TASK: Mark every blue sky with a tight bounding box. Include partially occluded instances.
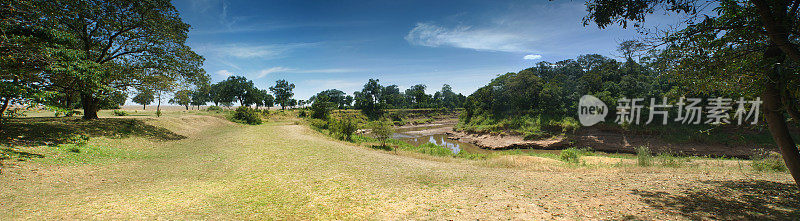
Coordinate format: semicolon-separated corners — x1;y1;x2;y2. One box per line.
171;0;678;100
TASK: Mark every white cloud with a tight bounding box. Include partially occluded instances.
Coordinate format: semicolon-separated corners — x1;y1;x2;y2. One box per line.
405;22;532;53
256;67;294;79
523;54;542;60
216;69;234;77
199;42;318;59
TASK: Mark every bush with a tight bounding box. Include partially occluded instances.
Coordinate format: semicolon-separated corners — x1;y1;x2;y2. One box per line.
559;148;581;163
308;118;329;130
207;106;223;111
369;119;394;148
311;101;334;120
751;150;787;172
298;109;308;118
330;116;358;141
113;110;128;116
410;143;452;156
156;109;162;117
636;146;653;166
232;106;262;125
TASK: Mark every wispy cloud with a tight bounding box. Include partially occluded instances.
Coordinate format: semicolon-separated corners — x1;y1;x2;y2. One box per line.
254;67;364;79
216;69;234;77
523;54;542;60
198;42;318;59
256;67;294;79
405;22;533;53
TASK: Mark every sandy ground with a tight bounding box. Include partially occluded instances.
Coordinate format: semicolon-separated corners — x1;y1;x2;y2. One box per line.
0;114;797;220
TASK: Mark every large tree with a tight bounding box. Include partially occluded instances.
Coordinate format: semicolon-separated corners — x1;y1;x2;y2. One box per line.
354;79;385;119
6;0;207;120
584;0;800;186
270;79;295;110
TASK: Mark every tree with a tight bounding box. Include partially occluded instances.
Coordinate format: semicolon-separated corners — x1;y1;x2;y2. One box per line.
246;89;268;109
133;89;155;110
354;79;385;119
190;85;211;110
15;0;208;120
310;89;348;109
263;94;275;109
169;90;192;110
584;0;800;186
405;84;429;108
269;79;295;110
370;118;394;150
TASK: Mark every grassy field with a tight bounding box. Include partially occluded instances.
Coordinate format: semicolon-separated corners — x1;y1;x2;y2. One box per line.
0;110;798;220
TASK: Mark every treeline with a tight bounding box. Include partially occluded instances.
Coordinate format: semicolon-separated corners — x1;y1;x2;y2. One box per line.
310;79;466;119
462;54;671;123
132;76;298;111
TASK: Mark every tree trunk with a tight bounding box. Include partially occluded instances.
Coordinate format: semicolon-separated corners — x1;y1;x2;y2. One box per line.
0;97;10;124
763;85;800;187
81;93;99;120
143;104;146;110
185;105;188;110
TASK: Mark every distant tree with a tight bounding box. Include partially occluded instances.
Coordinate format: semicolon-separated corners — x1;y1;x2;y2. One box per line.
133;89;155;110
169;90;192;110
288;99;297;109
381;85;404;108
354;79;385;119
246;89;268;109
190;85;211;110
219;76;254;106
263;94;275;109
270;79;295;110
405;84;430;108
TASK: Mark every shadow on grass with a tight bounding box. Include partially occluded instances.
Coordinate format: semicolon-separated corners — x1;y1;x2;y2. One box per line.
632;180;800;220
0;117;186;147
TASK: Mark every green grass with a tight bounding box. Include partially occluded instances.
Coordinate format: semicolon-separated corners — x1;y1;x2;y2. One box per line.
457;114;578;139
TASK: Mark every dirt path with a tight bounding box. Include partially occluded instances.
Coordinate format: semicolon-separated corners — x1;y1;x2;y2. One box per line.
0;114;797;220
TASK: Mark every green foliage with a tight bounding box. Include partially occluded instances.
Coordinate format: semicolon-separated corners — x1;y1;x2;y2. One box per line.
206;106;223;112
155;109;162;117
559;148;581;163
369;119;394;148
4;0;208;119
310;101;334;120
407;143;453;156
329;116;359;141
113;110;128;116
232;106;262;125
307;118;329;130
751;150;787;172
636;146;653;167
132;89;155;110
270;80;295;110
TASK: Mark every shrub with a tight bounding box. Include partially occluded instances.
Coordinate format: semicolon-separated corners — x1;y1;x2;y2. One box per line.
156;109;162;117
298;109;308;118
311;101;334;120
636;146;653;166
411;143;453;156
232;106;262;125
308;118;329;130
369;119;394;148
751;150;787;172
559;148;581;163
207;106;223;111
113;110;128;116
330;116;358;141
